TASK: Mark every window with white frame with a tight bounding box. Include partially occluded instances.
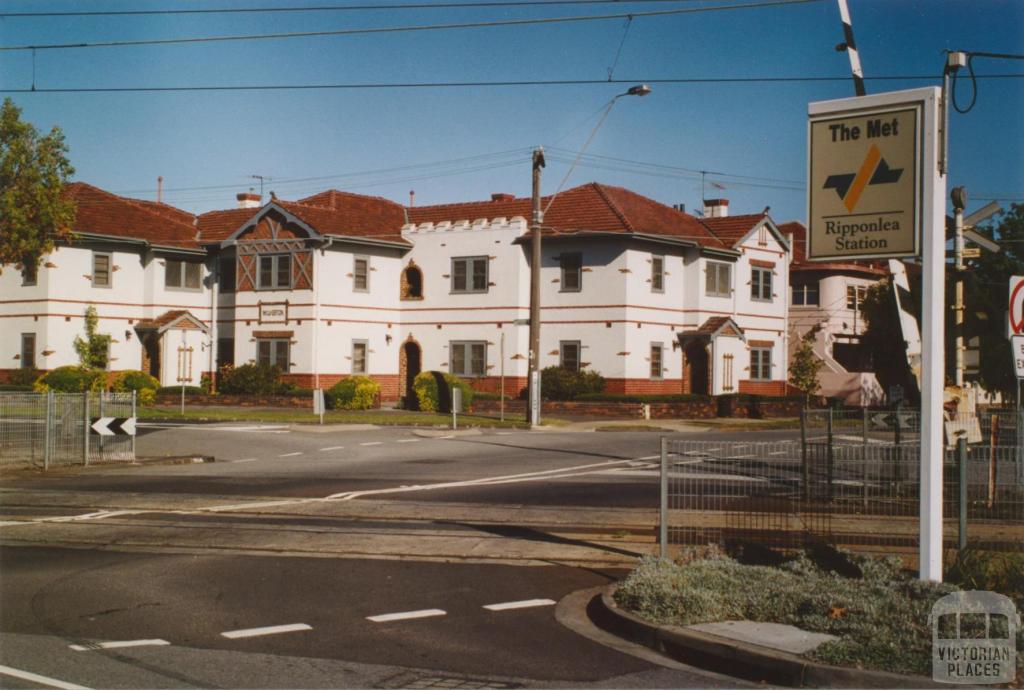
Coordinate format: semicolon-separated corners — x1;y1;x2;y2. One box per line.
258;254;291;290
705;261;731;297
846;284;868;310
352;340;368;374
651;255;665;292
560;253;582;292
92;252;112;288
650;343;664;379
257;338;290;372
20;333;36;369
560;341;581;372
451;256;488;293
750;346;772;380
353;256;369;292
450;341;486;377
165;259;202;290
751;266;773;301
791;280;820;306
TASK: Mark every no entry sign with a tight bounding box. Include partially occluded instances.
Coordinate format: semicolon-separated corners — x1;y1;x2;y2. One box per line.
1009;275;1024;337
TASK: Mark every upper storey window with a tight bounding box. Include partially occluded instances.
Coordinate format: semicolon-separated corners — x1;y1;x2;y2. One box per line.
92;252;112;288
751;266;772;302
451;256;488;294
705;261;731;298
560;253;582;292
258;254;291;290
166;259;202;290
354;256;369;292
651;255;665;293
792;280;819;306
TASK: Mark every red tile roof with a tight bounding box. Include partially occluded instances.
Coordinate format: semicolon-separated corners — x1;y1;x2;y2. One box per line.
196;192;408;245
65;182;199;248
409;183;727;249
699;213;767;247
781;221;886;276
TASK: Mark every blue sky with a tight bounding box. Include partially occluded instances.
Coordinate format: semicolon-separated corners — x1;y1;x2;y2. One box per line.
1;0;1021;223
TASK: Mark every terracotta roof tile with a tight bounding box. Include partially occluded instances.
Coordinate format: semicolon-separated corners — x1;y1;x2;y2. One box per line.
699;213;766;247
65;182;199;248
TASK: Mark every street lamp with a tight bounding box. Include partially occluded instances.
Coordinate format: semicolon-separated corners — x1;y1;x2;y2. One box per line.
526;85;652;427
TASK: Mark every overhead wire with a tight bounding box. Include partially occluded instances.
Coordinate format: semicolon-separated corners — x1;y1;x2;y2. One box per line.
0;0;823;52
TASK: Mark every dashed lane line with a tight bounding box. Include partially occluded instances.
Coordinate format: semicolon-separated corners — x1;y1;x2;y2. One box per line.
367;609;446;623
360;442;383;446
482;599;556;611
278;452;303;457
221;623;312;639
396;439;419;443
233;458;257;463
319;446;345;451
69;639;170;652
0;664;91;690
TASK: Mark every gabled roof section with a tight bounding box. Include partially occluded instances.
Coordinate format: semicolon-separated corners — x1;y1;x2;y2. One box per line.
781;221;887;277
700;213;790;251
409;183;727;249
64;182;199;249
196;193;409;245
134;310;209;334
677;316;746;344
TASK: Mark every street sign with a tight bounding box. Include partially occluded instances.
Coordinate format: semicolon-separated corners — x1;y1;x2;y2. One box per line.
1012;335;1024;378
960;247;981;259
869;412;914;430
91;417;137;436
807;100;922;260
1009;276;1024;337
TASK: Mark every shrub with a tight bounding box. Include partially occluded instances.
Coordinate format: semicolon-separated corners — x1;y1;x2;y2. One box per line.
7;367;40;387
413;371;474;413
217;363;287;395
112;370;159;393
539;366;605;401
326;376;381;410
34;366;107;392
947;549;1024;606
156;385;205;396
0;384;32;391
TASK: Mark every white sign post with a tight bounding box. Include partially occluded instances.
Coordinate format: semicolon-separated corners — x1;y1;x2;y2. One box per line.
809;87;944;581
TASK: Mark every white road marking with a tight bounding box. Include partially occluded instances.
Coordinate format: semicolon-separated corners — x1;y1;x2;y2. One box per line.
360;442;383;446
221;623;312;639
0;664;92;690
438;435;455;440
69;639;170;652
139;423;289;433
278;452;303;457
233;458;257;463
483;599;556;611
367;609;446;623
395;439;419;443
319;446;345;451
635;454;661;460
495;432;514;436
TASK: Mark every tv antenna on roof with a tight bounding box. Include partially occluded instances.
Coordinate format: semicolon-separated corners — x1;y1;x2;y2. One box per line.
250;174;272;197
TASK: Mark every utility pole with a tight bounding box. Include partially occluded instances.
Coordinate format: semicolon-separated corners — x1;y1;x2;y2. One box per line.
527;147;545;427
952;186;967;387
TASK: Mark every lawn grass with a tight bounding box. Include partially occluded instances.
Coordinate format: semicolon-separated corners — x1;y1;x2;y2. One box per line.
138;405;530;428
614;551;1023;677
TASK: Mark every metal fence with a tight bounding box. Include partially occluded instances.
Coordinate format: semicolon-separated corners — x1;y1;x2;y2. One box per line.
659;436;1024;559
0;392;135;468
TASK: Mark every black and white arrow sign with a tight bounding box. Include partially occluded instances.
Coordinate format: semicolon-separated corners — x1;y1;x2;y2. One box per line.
91;417;137;436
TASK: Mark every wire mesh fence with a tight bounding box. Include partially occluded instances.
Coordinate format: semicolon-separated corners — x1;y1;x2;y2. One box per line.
0;392;135;468
659;435;1024;559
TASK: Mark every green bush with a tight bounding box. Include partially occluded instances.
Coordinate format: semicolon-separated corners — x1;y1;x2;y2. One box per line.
539;366;605;401
413;371;474;413
156;385;205;396
326;376;381;410
217;363;288;395
947;549;1024;606
112;370;159;392
7;368;40;387
34;366;107;392
0;384;32;391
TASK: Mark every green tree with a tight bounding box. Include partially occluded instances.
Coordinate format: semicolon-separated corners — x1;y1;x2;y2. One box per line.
788;328;823;404
73;306;111;369
859;277;919;404
0;97;76;273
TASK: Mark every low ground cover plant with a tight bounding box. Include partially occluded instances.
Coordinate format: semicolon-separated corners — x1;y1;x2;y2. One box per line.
614;549;1023;677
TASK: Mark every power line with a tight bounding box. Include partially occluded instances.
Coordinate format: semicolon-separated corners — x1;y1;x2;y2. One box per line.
0;0;742;18
3;74;1021;94
0;0;821;51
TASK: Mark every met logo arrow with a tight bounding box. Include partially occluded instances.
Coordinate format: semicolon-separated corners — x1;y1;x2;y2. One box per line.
91;417;137;436
823;143;904;212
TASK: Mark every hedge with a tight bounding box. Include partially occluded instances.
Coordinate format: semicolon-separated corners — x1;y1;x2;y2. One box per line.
217;364;291;395
157;385;205;396
34;366;107;392
325;376;380;410
539;366;605;401
0;384;32;391
575;393;713;404
413;371;474;413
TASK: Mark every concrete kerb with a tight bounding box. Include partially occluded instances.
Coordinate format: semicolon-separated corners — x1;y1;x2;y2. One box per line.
592;586;948;688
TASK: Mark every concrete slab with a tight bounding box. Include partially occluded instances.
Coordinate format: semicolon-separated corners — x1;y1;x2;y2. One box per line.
686;620;838;655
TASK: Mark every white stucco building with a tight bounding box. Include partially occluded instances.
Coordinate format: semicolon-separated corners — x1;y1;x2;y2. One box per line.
2;182;793;402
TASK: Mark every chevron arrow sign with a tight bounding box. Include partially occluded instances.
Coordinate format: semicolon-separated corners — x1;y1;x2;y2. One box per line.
90;417;137;436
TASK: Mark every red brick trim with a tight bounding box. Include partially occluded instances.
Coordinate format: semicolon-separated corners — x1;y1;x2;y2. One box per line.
254;330;294;338
750;259;776;268
748;339;774;347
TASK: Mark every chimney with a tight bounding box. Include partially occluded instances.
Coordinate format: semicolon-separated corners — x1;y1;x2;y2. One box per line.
672;203;686;213
157;176;163;203
409;189;415;207
236;190;262;209
702;198;729;218
491;193;515;202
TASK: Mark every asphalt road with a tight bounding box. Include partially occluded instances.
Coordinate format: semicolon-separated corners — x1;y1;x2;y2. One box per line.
0;423;775;689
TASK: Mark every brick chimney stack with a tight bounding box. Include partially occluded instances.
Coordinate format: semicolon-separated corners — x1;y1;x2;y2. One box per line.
702;198;729;218
236;191;262;209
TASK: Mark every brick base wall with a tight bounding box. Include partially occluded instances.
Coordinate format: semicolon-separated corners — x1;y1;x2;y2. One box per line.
278;374;402;401
738;380;791;396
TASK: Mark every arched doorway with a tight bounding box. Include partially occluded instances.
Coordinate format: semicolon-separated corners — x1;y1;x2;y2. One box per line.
399;338;422;409
684;341;709;395
401;263;423;300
